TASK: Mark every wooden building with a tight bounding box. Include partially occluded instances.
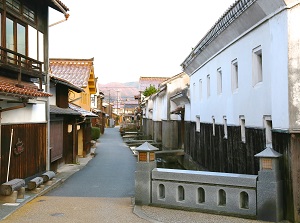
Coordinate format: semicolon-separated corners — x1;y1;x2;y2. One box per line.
91;92;106;135
49;76;83;170
49;58;98;158
0;0;68;183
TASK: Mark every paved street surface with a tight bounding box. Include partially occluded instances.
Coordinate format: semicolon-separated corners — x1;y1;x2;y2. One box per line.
1;127;270;223
47;127;137;198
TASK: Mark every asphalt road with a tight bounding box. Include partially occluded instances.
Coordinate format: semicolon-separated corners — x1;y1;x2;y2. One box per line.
47;127;137;198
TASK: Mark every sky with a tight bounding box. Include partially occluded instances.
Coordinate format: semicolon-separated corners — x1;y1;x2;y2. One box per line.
49;0;236;84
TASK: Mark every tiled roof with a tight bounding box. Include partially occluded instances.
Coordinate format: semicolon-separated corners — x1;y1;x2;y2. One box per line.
0;76;52;98
50;75;84;93
50;105;81;116
69;103;98;117
47;0;69;12
139;77;169;82
181;0;256;68
159;72;187;86
49;58;94;88
139;76;169;91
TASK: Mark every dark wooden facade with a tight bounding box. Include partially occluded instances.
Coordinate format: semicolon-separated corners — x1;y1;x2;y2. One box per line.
50;116;79;170
184;122;262;174
82;120;92;157
1;123;46;183
184;121;297;221
50;119;64;162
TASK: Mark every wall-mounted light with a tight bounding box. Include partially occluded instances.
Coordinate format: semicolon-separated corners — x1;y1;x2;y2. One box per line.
68;124;72;133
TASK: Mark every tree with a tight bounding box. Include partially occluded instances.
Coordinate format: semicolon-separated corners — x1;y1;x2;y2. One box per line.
143;85;158;97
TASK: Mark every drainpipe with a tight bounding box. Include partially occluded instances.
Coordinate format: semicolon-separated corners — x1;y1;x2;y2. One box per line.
49;0;70;27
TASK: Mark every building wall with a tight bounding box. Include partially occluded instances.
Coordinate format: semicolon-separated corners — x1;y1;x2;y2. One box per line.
162;120;179;150
1;123;47;183
143;118;153;139
70;87;91;111
153;121;162;142
189;12;289;130
288;4;300;131
184;4;300;221
0;101;47;124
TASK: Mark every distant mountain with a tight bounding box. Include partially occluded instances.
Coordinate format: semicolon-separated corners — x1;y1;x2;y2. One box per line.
98;82;139;103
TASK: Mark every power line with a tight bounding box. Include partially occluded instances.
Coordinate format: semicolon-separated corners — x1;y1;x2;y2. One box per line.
99;86;138;89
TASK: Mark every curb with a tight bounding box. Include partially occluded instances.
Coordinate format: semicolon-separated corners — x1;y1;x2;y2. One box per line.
1;178;63;220
133;205;162;223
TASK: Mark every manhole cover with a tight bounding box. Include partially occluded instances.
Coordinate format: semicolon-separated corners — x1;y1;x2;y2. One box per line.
51;213;64;217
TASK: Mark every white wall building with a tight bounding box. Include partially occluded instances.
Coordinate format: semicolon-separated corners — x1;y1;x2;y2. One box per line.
181;0;300;221
143;72;189;149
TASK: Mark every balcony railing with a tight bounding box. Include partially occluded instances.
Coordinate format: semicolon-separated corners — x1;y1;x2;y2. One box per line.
0;46;44;90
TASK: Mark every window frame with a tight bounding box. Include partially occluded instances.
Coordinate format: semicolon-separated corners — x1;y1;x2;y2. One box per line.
217;68;222;95
231;59;238;92
252;46;263;86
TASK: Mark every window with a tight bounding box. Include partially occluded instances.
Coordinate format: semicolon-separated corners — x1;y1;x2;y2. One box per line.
196;115;200;132
6;17;27;63
240;116;246;143
207;75;210;97
6;18;14;51
199;79;203;101
6;17;14;62
38;31;44;62
6;0;35;23
6;0;20;12
17;23;25;55
252;46;263;86
231;59;238;91
217;68;222;95
264;116;272;146
23;5;35;22
223;116;227;139
193;82;196;99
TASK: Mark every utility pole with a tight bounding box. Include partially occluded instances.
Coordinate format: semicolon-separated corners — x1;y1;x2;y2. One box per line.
116;90;120;115
108;90;111;117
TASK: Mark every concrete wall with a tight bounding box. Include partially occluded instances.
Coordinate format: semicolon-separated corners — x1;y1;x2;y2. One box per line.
151;168;257;217
153;121;162;142
162;120;178;150
143;118;153;139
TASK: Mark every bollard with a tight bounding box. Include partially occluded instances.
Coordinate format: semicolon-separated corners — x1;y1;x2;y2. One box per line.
135;142;159;205
255;146;283;222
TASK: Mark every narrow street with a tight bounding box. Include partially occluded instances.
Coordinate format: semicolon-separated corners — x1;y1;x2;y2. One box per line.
2;127;149;223
47;127;137;198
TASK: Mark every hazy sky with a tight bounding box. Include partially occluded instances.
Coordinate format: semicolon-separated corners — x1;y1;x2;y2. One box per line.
49;0;236;84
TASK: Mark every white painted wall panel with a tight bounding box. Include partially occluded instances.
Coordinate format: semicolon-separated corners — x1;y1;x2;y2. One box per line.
1;102;47;124
190;12;289;129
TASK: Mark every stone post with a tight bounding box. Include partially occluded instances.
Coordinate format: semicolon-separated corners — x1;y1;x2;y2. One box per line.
135;142;159;205
255;146;283;222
